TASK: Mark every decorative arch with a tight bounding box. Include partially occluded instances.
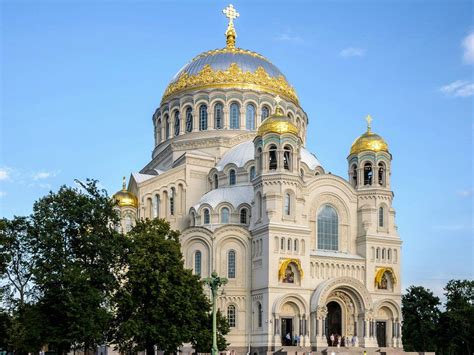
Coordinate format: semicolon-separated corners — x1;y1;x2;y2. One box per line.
375;267;397;288
273;293;309;316
278;258;304;280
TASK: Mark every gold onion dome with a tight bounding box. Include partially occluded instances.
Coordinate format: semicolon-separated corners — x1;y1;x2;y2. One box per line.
257;100;299;136
350;115;389;155
162;5;298;104
113;177;138;208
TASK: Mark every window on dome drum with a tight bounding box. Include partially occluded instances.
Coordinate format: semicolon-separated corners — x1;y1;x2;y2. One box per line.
240;208;248;224
170;188;175;216
195;251;202;277
157;119;162;142
284;193;291;215
214;174;219;189
283;145;292;170
317;205;338;251
199;104;208;131
250;166;256;180
165;115;170;139
227;305;236;327
378;162;385;186
214;103;223;129
379;207;384;227
221;207;230;223
258;302;263;327
261;106;270;120
203;208;210;224
230;103;240;129
174;111;180;136
186;107;193;132
269;145;278;170
351;164;358;187
364;163;373;186
229;169;236;185
246;104;255;130
228;250;236;278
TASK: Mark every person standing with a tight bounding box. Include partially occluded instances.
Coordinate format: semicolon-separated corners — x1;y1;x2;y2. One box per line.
330;333;335;346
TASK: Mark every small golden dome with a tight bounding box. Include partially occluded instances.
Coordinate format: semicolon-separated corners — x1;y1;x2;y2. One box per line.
113;177;138;208
257;106;299;136
350;115;389;155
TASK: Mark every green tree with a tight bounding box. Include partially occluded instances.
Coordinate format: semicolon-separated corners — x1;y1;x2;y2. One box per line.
402;285;440;352
30;179;125;354
191;310;229;353
113;218;213;355
437;280;474;355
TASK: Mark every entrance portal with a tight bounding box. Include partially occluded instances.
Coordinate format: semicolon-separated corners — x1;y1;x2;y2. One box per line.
281;318;293;345
376;321;386;347
326;301;342;346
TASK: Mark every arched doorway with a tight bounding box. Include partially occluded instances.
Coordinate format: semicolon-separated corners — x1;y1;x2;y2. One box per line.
326;301;342;345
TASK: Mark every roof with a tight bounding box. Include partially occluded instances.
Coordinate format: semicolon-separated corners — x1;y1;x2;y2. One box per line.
193;185;254;210
300;147;321;169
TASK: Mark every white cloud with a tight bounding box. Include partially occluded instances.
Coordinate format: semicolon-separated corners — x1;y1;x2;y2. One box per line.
462;32;474;64
0;168;11;181
457;188;473;198
274;30;304;44
32;170;59;180
340;47;365;58
440;80;474;97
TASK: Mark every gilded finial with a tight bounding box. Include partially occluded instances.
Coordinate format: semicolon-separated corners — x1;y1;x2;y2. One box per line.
274;95;284;115
223;4;239;49
122;176;126;190
365;115;373;132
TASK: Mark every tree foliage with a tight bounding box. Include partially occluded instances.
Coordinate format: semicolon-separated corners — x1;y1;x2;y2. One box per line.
191;309;229;352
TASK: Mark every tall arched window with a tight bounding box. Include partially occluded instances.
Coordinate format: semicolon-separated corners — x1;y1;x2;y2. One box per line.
214;174;219;189
195;251;202;277
283;145;292;170
317;205;338;251
190;212;196;226
257;302;263;327
287;238;292;251
170;188;175;216
186;107;193;132
379;206;384;227
221;207;230;223
227;305;236;327
249;166;256;180
240;208;248;224
203;208;210;224
153;195;160;218
174;111;180;136
294;239;298;252
261;106;270;120
229;169;236;185
280;238;285;250
378;162;385;186
230;103;240;129
351;164;358;187
246;104;255;130
364;163;373;186
269;145;278;170
214;103;223;129
165;114;170;139
199;104;208;131
228;250;236;278
284;193;291;215
157;119;162;143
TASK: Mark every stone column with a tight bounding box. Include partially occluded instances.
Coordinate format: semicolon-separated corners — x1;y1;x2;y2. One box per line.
192;108;199;132
223;108;229;129
315;306;328;348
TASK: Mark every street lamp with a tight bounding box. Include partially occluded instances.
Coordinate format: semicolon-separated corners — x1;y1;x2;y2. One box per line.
204;271;228;355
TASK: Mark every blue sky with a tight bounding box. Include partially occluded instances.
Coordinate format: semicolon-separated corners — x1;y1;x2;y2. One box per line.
1;0;472;298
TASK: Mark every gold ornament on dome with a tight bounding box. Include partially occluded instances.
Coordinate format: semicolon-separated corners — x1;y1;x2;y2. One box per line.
113;176;138;208
162;63;299;104
256;95;299;136
222;4;240;49
349;114;389;155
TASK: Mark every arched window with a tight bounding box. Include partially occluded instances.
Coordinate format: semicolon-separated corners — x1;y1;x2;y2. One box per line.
214;103;223;129
294;239;298;252
157;119;162;143
388;249;392;261
229;169;236;185
227;305;236;327
378;162;385;186
190;212;196;226
195;251;202;277
249;166;256;180
221;207;230;223
269;145;278;170
174;111;180;136
230;103;240;129
382;248;386;260
283;145;292;170
203;208;210;224
228;250;236;278
376;247;380;259
240;208;248;224
352;164;358;187
281;238;285;250
364;163;373;185
153;195;160;218
199;104;208;131
287;238;292;251
257;302;263;327
169;188;175;216
213;174;219;189
284;193;291;215
246;104;255;130
165;114;170;139
317;205;338;251
379;206;384;227
185;107;193;132
261;106;270;120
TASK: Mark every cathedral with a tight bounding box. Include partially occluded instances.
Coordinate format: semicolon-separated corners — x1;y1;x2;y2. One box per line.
113;5;403;353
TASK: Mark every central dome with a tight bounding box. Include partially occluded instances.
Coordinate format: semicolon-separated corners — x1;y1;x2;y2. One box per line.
162;47;299;104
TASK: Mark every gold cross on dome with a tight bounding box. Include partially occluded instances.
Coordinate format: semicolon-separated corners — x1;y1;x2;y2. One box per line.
223;4;239;25
365;114;373;131
274;95;282;107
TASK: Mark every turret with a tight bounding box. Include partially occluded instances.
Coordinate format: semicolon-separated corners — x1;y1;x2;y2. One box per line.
113;177;138;233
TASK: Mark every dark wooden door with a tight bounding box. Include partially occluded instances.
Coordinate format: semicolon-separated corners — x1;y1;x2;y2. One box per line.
281;318;293;345
376;321;386;347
